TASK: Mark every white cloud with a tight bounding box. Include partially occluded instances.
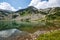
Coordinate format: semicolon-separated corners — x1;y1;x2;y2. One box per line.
0;2;16;11
29;0;41;6
18;7;22;9
29;0;60;9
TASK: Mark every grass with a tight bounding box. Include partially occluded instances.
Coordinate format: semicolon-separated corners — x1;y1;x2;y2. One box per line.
36;30;60;40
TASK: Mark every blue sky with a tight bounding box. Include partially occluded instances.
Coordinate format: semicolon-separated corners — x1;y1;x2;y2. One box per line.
0;0;60;11
0;0;31;9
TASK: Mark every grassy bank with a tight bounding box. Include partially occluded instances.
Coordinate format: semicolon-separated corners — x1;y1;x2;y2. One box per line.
36;30;60;40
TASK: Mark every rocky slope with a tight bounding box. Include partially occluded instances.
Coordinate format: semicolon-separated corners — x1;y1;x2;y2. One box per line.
0;6;60;21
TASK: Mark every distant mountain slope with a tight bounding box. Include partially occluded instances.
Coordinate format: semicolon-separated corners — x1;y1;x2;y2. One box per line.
15;6;39;16
0;6;60;22
46;7;60;20
0;9;15;20
14;6;46;21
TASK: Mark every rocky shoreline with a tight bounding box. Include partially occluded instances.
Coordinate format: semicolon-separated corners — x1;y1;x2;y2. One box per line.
0;29;60;40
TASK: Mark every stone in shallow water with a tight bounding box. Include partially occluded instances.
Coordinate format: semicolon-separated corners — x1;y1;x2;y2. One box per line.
0;29;32;40
0;29;22;37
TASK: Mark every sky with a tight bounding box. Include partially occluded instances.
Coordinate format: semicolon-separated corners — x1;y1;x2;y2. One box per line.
0;0;31;11
0;0;60;11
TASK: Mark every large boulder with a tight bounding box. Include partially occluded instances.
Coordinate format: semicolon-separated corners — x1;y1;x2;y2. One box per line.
0;29;32;40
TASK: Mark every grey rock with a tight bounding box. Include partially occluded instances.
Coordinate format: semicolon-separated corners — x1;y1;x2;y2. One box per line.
0;29;32;40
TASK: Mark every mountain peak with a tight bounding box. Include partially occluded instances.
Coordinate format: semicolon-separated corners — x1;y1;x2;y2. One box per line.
16;6;38;13
28;6;37;10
